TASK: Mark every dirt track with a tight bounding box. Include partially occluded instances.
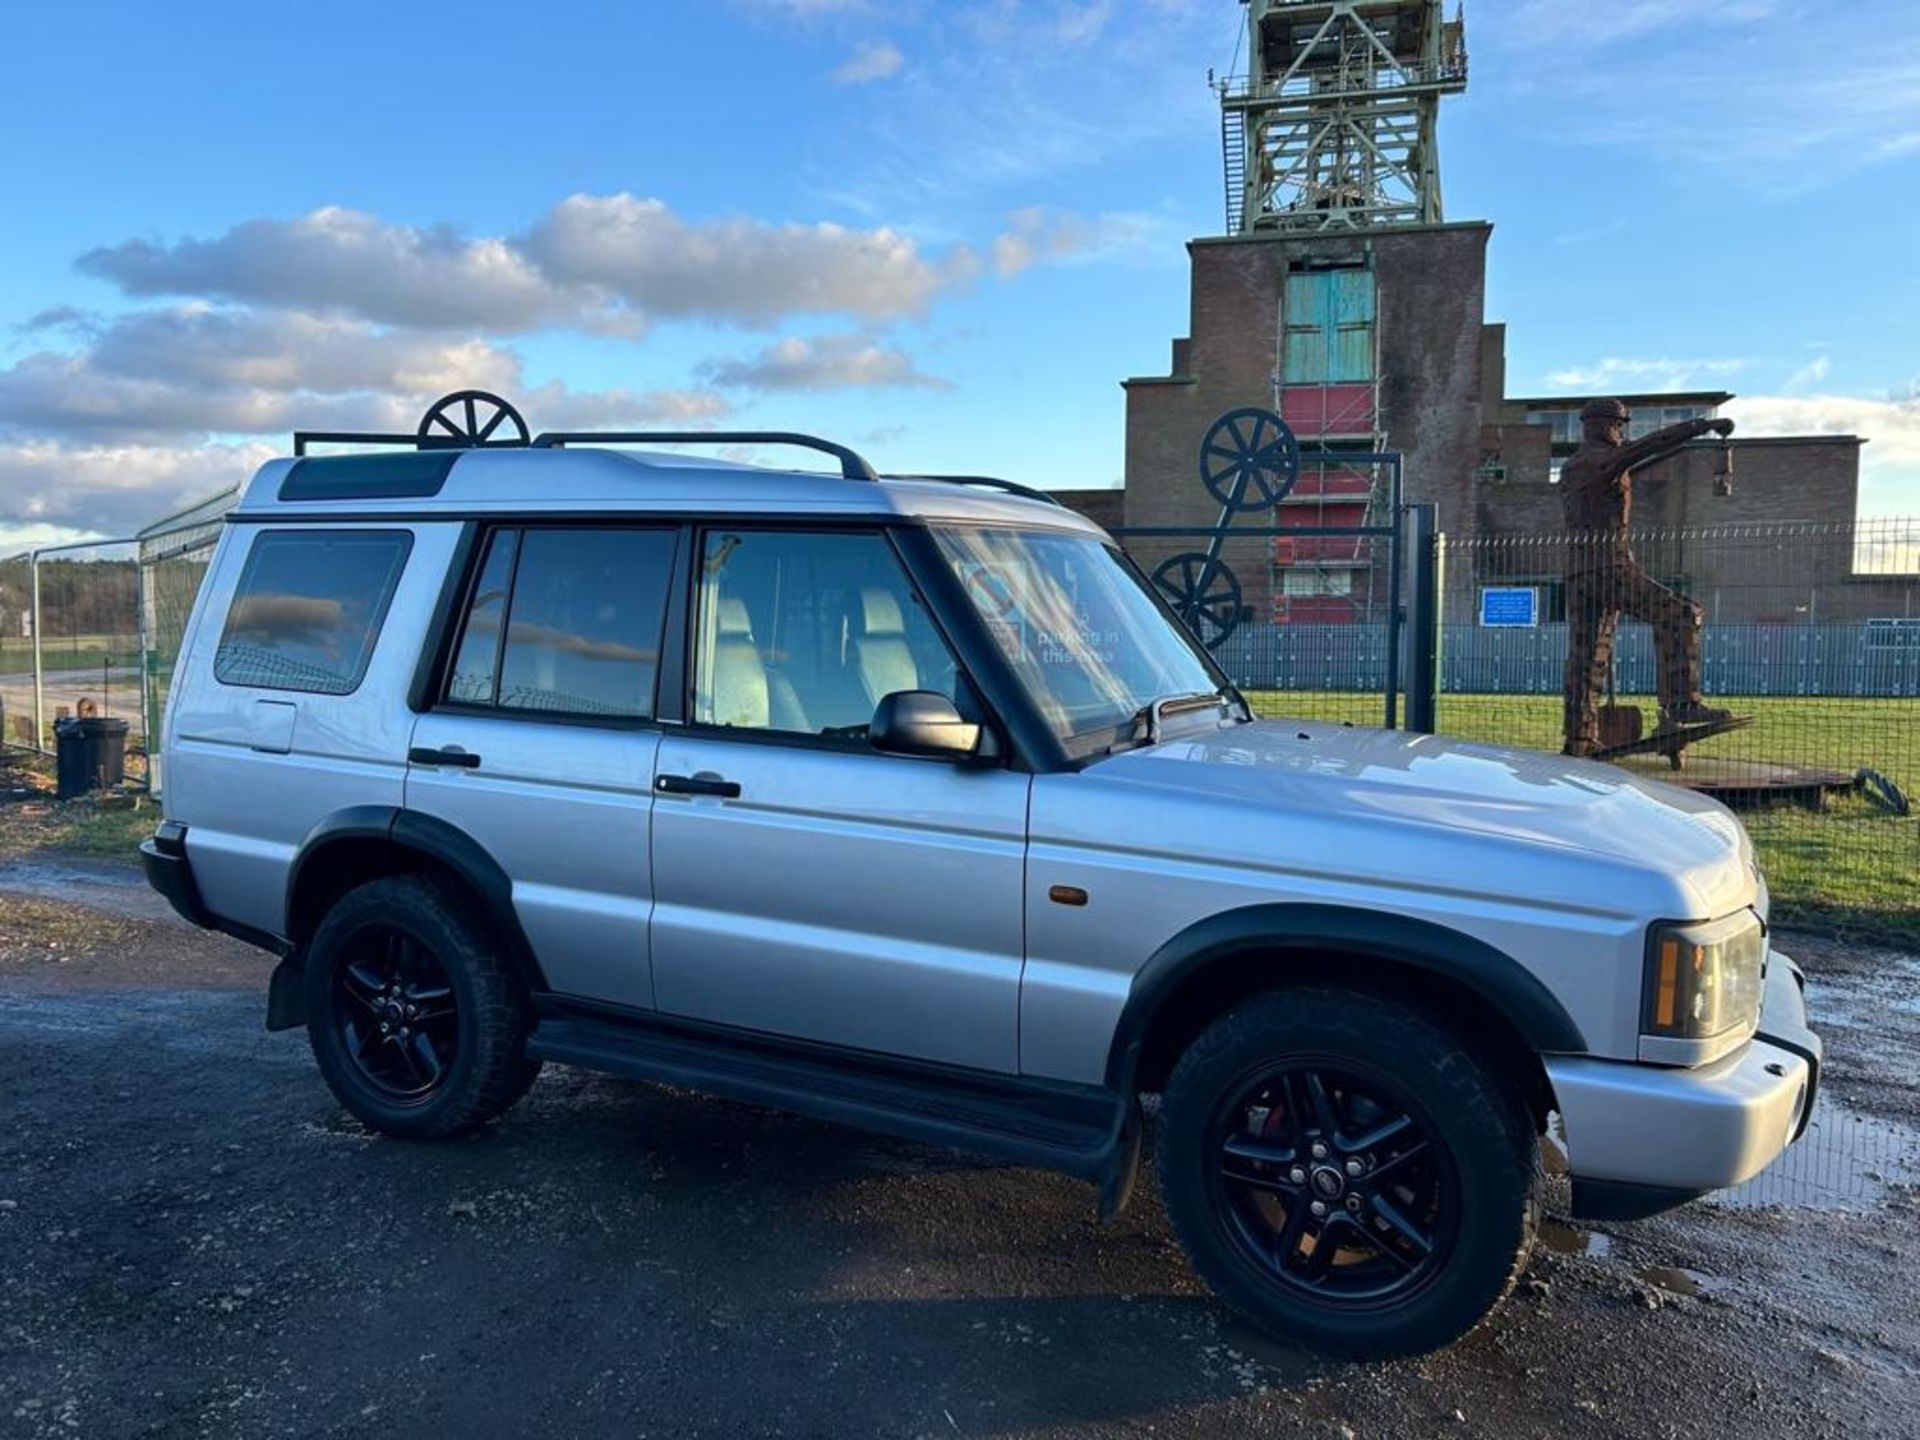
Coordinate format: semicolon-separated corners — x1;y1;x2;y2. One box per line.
2;850;1917;1439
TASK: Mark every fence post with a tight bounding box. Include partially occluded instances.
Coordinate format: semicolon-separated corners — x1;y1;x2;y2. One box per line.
29;550;44;753
1405;504;1441;734
138;552;156;794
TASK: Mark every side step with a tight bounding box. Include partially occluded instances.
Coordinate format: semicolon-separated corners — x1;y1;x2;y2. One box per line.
527;999;1130;1185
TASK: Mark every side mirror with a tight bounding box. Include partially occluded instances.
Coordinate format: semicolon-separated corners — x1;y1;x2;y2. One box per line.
870;690;992;761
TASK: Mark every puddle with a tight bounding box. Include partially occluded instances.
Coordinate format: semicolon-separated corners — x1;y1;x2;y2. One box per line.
1709;1099;1920;1212
1539;1220;1614;1259
1634;1265;1724;1299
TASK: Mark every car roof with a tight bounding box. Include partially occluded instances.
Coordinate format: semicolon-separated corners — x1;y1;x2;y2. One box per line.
230;446;1106;536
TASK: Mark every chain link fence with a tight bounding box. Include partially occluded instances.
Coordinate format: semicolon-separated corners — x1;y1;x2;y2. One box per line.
5;492;1914;936
0;489;235;789
1435;517;1919;940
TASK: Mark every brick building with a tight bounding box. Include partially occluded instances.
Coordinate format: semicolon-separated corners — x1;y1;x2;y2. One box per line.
1067;0;1909;630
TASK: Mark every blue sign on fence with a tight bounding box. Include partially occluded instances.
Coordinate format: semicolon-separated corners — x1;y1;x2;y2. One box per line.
1479;587;1539;629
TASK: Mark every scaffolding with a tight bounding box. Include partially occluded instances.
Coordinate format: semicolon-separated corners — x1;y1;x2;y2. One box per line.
1220;0;1467;234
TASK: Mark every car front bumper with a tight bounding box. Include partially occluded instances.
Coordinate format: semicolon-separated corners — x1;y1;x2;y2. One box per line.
1547;951;1821;1220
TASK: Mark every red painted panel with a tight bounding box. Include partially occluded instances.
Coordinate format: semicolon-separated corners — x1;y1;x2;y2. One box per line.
1280;384;1375;437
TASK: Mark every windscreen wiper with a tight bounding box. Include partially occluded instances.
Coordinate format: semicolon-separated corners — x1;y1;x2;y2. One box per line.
1113;690;1231;751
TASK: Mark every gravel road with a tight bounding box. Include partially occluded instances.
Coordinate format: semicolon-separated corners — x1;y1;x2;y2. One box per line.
2;853;1916;1439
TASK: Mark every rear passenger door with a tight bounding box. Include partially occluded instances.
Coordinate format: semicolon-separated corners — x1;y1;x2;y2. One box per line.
648;525;1030;1074
405;524;678;1010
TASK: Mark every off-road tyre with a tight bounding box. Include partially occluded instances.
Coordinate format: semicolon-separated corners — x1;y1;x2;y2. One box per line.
1157;986;1539;1359
304;874;541;1140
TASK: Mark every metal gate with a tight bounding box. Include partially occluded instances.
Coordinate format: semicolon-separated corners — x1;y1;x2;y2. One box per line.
1108;408;1422;732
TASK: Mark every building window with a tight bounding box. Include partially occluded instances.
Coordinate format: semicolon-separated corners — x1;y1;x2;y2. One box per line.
215;529;411;695
1525;410;1582;445
1283;267;1374;385
1282;568;1355;598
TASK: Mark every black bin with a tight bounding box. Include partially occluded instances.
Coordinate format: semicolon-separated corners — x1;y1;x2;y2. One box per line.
54;716;129;799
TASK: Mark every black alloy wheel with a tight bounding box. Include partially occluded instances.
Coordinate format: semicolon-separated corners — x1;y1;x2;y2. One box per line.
1157;988;1538;1358
1210;1062;1454;1306
330;925;460;1103
303;874;541;1140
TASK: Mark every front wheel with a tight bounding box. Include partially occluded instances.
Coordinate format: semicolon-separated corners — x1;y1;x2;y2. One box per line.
1158;988;1538;1359
303;874;541;1140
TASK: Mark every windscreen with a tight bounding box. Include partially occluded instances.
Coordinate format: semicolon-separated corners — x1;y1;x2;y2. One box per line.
932;526;1222;745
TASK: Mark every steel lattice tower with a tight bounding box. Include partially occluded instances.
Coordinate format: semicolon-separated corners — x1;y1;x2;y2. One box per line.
1220;1;1467;234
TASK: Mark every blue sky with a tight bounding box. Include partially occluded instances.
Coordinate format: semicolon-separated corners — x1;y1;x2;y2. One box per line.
2;0;1916;548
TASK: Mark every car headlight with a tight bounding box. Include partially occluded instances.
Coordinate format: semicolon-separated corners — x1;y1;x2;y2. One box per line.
1642;912;1766;1062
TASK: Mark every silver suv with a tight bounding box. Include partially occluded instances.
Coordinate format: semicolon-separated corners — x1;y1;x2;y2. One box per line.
143;398;1820;1358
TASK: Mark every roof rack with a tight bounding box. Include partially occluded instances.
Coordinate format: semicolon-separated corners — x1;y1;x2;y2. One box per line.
294;390;534;457
290;390;879;484
533;430;877;483
886;474;1065;508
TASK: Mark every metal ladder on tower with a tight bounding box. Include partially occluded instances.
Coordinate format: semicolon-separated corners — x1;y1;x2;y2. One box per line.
1221;108;1246;233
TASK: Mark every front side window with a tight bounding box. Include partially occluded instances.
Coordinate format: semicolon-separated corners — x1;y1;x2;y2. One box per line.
443;526;673;719
692;529;962;738
215;529;411;694
932;526;1222;747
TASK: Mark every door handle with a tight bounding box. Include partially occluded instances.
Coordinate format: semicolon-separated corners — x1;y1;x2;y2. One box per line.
409;745;481;769
655;772;741;799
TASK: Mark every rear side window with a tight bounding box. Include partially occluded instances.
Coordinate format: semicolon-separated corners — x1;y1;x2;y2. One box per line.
443;527;675;720
215;530;412;695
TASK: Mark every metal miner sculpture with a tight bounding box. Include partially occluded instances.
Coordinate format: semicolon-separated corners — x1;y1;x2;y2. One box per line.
1560;398;1736;757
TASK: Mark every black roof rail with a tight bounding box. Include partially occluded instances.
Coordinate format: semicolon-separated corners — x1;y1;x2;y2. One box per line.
289;390;881;485
294;390;533;457
533;430;878;483
886;474;1065;508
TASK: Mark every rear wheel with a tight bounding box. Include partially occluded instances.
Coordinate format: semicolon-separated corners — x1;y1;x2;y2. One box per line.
303;875;540;1139
1158;987;1537;1359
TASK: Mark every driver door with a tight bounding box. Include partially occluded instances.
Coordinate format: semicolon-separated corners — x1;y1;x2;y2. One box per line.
648;525;1030;1074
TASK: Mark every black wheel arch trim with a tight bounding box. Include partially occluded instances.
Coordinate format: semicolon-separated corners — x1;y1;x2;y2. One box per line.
284;805;547;992
1105;903;1588;1091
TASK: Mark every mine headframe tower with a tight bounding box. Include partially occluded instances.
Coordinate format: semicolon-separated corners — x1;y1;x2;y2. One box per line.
1220;0;1467;234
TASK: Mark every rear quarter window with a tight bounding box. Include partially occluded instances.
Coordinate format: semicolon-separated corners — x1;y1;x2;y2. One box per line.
214;529;412;695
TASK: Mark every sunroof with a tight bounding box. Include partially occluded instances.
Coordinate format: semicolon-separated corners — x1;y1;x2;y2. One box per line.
278;451;462;502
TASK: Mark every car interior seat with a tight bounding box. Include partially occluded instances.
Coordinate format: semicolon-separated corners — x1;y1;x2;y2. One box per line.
848;587;919;708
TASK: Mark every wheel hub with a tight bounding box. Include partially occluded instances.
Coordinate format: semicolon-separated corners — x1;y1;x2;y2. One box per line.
1214;1063;1449;1304
331;926;459;1103
1309;1165;1347;1201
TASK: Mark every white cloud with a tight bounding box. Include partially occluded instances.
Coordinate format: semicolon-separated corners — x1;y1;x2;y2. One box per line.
0;440;276;543
1543;356;1750;392
0;305;728;447
1725;388;1920;524
523;193;978;327
1505;0;1776;44
1781;355;1831;394
748;0;870;14
1492;0;1920;193
79;196;986;335
704;335;950;392
988;206;1170;277
79;207;603;334
1055;2;1113;45
819;3;1220;211
993;208;1087;278
833;39;903;85
1725;390;1920;467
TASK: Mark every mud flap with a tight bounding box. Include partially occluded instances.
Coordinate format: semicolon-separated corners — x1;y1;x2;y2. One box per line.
266;955;306;1032
1096;1098;1145;1222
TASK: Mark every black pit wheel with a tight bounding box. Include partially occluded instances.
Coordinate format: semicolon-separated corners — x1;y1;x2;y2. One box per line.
1856;767;1911;817
417;389;530;449
1158;988;1538;1359
303;874;540;1140
1151;553;1243;650
1200;407;1301;511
